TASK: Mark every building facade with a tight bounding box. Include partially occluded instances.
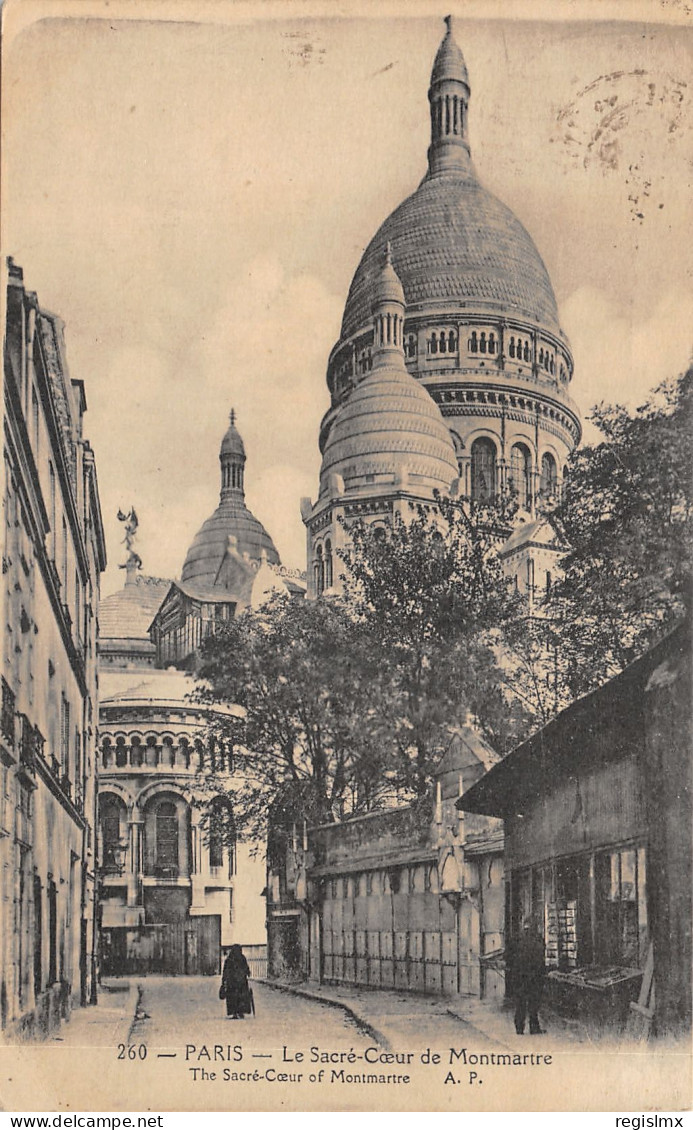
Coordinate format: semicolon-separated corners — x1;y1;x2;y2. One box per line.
303;17;581;598
2;259;106;1037
96;412;301;975
267;724;505;1001
459;620;692;1037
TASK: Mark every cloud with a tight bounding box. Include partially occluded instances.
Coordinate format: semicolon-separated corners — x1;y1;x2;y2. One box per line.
562;285;693;443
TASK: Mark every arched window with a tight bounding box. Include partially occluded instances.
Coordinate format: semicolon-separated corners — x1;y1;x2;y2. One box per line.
524;342;530;362
314;544;325;596
526;558;535;593
100;795;125;874
162;736;175;768
471;438;497;502
406;334;416;359
540;452;558;496
469;331;478;353
155;799;179;874
208;798;236;874
439;331;446;354
448;331;457;352
115;736;127;768
509;337;516;358
480;332;487;354
510;444;532;509
324;539;333;590
539;349;544;366
489;333;496;354
430;333;438;355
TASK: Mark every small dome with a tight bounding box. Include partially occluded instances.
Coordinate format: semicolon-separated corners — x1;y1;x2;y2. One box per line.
320;363;458;496
181;409;281;590
220;409;245;458
431;16;469;87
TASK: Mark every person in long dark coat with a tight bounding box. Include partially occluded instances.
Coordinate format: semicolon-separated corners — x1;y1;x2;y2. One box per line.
509;921;546;1035
221;944;251;1019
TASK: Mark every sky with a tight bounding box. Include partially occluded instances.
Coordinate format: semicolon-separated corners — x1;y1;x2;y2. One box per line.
3;1;692;595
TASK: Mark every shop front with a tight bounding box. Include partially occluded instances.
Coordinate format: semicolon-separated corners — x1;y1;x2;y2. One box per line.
460;621;691;1039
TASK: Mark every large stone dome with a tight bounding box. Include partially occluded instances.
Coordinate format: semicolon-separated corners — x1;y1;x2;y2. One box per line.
340;170;561;341
320;361;458;496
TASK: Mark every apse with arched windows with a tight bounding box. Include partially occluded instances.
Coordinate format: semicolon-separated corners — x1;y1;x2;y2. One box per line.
143;792;191;880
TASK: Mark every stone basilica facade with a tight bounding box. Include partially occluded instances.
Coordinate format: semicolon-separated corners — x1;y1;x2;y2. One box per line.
303;16;581;598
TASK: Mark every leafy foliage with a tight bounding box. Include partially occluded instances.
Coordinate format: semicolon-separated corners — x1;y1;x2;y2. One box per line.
548;366;692;696
193;594;391;839
337;494;524;791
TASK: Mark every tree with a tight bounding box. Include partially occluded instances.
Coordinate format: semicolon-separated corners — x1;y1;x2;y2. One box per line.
548;366;692;697
337;494;525;794
193;593;392;839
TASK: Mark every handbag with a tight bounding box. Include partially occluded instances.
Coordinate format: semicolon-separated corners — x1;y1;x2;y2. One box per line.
218;983;226;1000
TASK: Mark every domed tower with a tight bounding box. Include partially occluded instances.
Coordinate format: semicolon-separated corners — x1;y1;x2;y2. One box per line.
321;17;581;524
301;246;459;597
150;412;297;668
182;410;280;591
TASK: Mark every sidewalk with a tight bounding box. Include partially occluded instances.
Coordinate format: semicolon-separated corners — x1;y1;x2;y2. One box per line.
259;978;596;1052
49;978;140;1047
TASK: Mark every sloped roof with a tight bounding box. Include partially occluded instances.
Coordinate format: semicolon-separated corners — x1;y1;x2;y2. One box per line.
99;574;171;640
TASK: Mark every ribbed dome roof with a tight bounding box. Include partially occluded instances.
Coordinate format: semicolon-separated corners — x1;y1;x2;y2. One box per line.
341;170;560;340
181;499;280;589
320;362;458;495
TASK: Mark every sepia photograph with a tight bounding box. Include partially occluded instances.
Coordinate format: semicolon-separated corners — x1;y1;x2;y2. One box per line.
0;0;691;1115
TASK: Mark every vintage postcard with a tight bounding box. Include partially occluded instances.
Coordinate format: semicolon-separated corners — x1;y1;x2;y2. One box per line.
1;0;691;1115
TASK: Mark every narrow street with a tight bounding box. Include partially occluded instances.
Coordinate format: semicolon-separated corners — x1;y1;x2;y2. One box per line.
121;976;499;1111
133;976;495;1054
134;976;374;1052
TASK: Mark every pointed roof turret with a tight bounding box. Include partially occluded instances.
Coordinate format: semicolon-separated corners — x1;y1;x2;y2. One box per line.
427;15;472;176
371;243;406;367
372;242;406;309
219;408;246;501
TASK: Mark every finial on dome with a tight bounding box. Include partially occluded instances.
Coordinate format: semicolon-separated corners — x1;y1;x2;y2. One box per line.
229;407;236;426
373;243;405;311
444;13;453;34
